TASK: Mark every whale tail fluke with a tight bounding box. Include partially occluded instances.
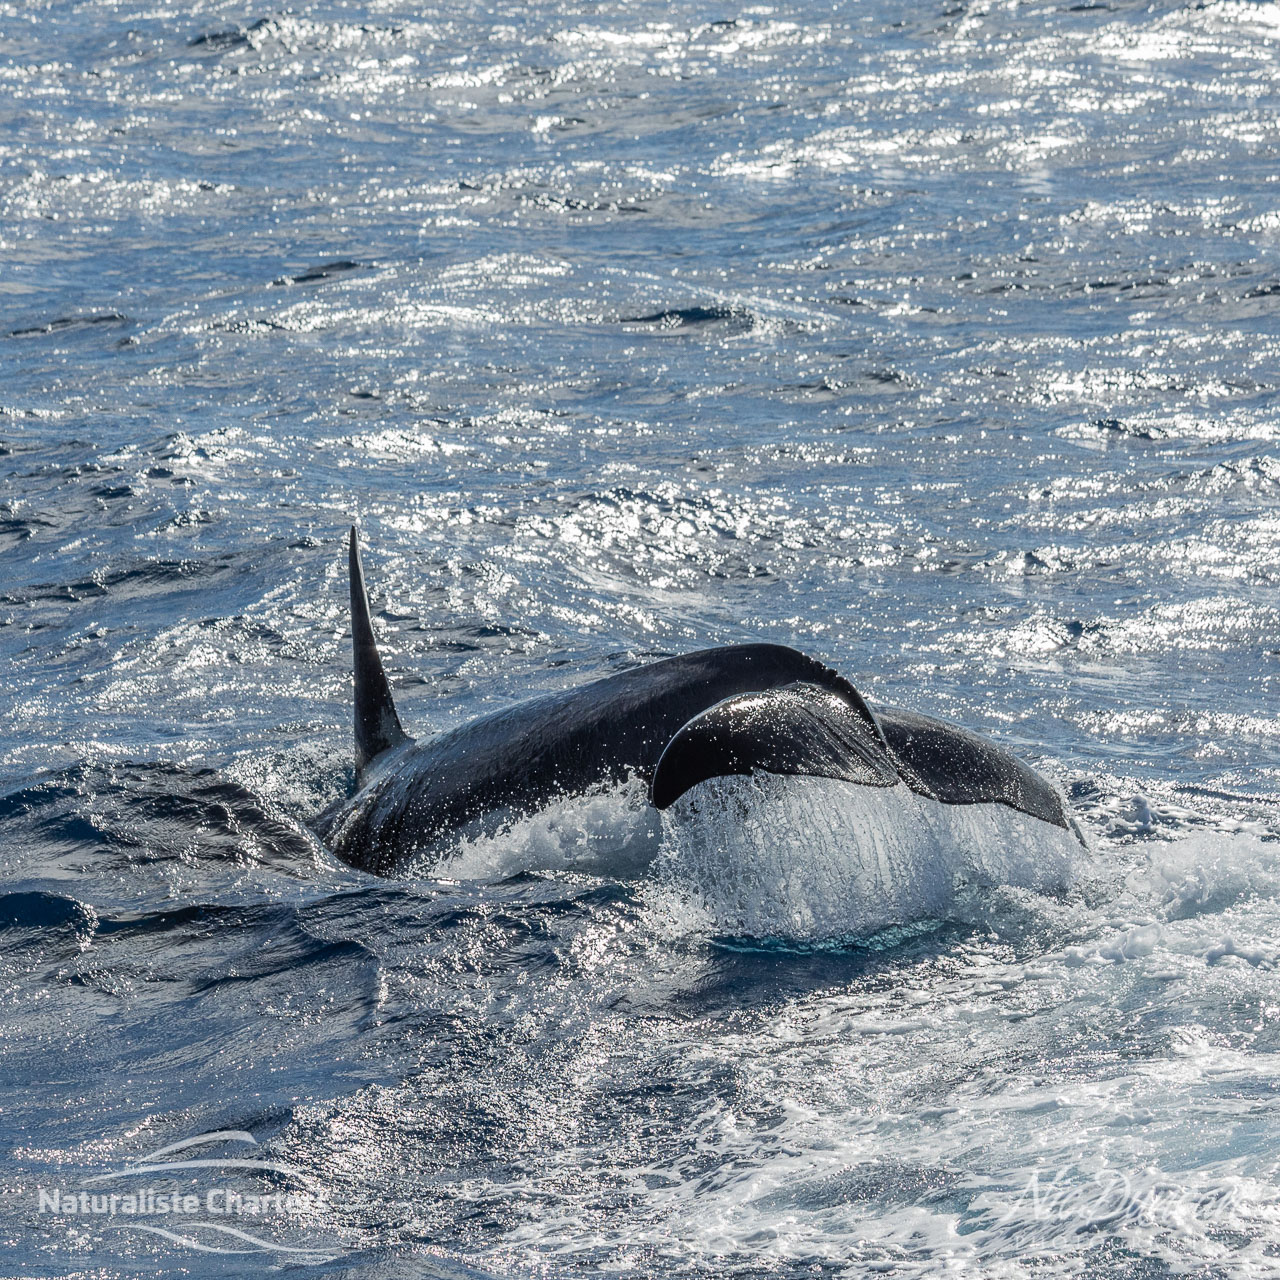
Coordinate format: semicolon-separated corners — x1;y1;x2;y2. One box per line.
650;683;899;810
348;527;409;778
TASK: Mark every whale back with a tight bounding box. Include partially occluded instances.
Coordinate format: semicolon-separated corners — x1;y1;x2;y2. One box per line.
319;644;858;873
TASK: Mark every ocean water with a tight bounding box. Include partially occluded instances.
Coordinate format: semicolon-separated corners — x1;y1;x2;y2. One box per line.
3;0;1280;1274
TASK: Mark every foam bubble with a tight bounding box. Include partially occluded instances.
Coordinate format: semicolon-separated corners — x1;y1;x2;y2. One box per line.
1128;829;1280;921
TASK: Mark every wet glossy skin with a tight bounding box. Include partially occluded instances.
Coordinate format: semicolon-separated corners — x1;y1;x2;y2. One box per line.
317;643;1073;875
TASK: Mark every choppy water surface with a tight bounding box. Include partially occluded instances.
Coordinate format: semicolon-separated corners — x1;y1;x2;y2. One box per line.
3;0;1280;1275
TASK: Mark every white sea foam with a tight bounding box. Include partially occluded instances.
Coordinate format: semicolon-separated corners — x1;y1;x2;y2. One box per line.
430;775;662;880
1128;829;1280;922
648;775;1088;941
477;825;1280;1277
421;771;1090;943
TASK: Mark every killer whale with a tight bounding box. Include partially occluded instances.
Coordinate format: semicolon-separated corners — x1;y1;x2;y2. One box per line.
316;530;1079;875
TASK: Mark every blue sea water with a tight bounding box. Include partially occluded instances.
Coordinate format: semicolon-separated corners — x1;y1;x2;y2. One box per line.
3;0;1280;1274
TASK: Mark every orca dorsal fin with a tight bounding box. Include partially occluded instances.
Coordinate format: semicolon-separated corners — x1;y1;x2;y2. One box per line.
348;527;409;778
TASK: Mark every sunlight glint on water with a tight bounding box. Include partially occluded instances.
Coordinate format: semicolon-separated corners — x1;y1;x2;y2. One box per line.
2;0;1280;1275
